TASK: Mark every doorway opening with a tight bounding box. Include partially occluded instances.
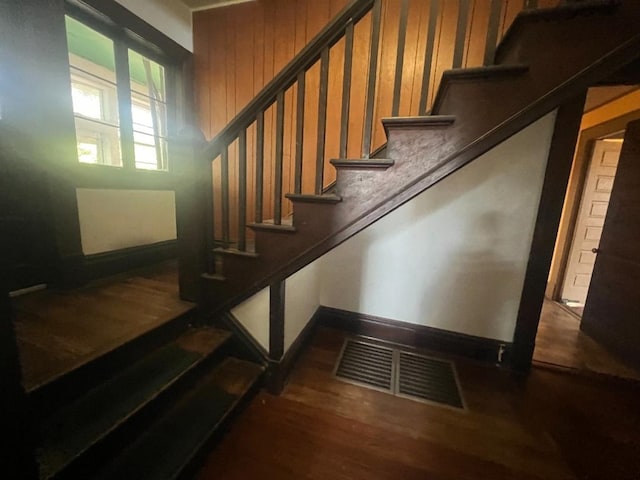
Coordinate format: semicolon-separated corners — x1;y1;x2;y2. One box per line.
558;134;622;317
535;85;640;381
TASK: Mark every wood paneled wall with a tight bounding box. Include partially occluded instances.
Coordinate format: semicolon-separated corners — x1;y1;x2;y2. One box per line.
194;0;558;245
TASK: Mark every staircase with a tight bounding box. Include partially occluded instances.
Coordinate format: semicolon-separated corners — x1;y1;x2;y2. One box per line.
26;2;640;479
33;313;265;479
186;0;640;315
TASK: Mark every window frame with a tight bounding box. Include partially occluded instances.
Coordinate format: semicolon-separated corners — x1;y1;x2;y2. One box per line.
64;1;181;178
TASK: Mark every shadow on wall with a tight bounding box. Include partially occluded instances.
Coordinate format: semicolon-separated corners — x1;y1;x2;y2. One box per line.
423;211;521;338
318;114;551;342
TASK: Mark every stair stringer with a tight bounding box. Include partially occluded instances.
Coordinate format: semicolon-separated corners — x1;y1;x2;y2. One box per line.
203;1;640;313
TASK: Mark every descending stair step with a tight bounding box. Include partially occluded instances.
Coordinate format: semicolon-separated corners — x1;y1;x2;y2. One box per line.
94;357;264;480
38;327;232;480
213;247;259;258
285;193;342;204
330;158;395;169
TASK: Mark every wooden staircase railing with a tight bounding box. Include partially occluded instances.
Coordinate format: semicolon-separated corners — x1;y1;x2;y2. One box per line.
174;0;640;372
196;0;557;263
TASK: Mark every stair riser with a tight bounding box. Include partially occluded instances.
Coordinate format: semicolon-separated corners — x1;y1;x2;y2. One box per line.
334;169;387;202
495;2;626;65
432;75;532;118
47;340;234;480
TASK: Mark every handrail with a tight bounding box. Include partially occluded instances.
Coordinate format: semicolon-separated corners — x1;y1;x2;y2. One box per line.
202;0;375;161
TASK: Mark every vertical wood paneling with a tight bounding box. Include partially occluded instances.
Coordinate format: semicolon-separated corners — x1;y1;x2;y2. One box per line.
193;12;211;138
194;0;535;243
501;0;525;38
464;0;491;68
401;0;426;117
371;0;394;150
346;11;372;158
262;1;276;222
274;0;296;216
225;11;239;241
432;0;458;110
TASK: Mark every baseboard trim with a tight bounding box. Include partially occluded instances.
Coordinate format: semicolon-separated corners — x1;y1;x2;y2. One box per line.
84;240;177;280
267;308;321;395
317;306;513;366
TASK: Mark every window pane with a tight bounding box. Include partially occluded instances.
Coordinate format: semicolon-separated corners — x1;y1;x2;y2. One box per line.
133;131;168;171
66;16;121;166
131;93;167;137
65;16;117;86
75;118;122;167
129;50;168;171
71;82;102;120
128;49;166;100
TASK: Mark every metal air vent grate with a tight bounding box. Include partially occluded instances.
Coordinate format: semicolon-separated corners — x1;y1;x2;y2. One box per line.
334;338;464;409
334;339;393;391
397;351;464;408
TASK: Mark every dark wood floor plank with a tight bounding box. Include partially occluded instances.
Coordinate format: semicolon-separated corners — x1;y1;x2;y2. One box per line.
196;327;619;480
534;300;640;381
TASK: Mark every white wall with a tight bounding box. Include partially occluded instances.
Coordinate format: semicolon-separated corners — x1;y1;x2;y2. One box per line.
231;287;270;352
318;113;557;342
114;0;193;52
76;188;177;255
284;259;321;353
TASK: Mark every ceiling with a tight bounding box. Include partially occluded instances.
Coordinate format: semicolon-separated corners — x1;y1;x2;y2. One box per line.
180;0;255;11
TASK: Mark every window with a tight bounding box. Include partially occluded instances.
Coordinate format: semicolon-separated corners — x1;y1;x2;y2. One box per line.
129;49;169;170
65;16;170;171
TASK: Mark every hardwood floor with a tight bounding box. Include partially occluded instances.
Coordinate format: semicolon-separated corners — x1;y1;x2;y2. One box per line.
196;327;640;479
13;261;194;391
534;300;640;381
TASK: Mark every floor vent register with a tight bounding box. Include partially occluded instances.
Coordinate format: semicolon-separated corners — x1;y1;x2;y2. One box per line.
334;338;465;409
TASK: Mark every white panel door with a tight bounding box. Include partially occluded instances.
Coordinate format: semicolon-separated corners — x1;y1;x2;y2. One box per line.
561;139;622;304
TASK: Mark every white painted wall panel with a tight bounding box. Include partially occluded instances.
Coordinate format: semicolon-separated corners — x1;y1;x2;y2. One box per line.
284;260;321;353
318;113;557;342
76;189;177;255
231;287;270;352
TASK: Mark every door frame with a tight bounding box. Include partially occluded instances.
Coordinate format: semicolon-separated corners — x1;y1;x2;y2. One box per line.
548;109;640;303
512;101;640;372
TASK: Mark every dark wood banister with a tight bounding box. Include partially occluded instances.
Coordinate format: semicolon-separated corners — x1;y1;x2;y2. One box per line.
201;0;375;161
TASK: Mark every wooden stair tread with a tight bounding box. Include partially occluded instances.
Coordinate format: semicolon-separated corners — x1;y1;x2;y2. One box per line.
94;357;264;480
330;158;394;169
213;247;259;258
201;272;226;282
247;222;296;233
38;327;231;480
285;193;342;204
382;115;456;127
440;64;529;79
382;115;456;136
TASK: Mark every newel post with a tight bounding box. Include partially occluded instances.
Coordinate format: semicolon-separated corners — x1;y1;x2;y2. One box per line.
173;126;211;303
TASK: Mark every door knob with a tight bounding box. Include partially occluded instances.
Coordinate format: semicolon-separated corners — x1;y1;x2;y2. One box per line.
592;248;600;254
